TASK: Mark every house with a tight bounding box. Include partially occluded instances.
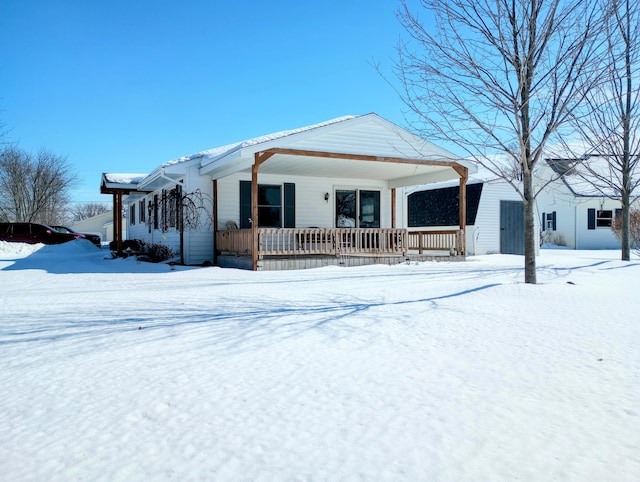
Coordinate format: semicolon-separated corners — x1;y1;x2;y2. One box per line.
403;170;527;255
101;113;477;270
70;211;125;244
536;157;638;249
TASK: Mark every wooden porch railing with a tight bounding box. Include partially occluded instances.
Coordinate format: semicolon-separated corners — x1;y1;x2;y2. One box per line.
407;229;464;255
216;228;253;255
217;228;464;257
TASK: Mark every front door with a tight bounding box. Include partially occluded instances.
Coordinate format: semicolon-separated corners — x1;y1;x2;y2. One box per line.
500;200;524;255
335;189;380;228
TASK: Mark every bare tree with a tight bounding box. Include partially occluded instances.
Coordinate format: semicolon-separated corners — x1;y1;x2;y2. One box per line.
70;202;111;222
567;0;640;261
165;186;213;264
0;146;77;224
392;0;605;283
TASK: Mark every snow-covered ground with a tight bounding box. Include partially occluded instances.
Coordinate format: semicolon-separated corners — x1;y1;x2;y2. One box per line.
1;240;638;481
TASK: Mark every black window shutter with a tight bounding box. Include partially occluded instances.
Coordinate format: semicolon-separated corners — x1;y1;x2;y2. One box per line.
541;212;546;231
587;208;596;230
283;183;295;228
153;194;159;229
552;211;557;231
239;181;252;229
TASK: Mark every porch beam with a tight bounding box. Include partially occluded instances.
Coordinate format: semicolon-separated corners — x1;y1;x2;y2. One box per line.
263;147;464;170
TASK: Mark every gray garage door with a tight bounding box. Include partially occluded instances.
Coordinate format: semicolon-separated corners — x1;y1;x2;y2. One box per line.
500;200;524;255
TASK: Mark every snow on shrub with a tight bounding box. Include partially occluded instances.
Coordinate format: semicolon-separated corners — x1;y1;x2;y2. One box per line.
109;239;176;263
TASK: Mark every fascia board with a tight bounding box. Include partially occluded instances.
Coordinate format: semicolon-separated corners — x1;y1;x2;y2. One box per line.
389;168;461;189
199;150;246;177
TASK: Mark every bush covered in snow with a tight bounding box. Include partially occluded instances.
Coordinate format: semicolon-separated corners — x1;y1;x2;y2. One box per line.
109;239;176;263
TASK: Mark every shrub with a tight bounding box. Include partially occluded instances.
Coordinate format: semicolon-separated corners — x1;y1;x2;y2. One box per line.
109;239;176;263
140;242;176;263
551;233;567;246
108;239;144;252
612;209;640;252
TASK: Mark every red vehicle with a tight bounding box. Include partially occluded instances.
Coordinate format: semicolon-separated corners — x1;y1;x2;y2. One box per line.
0;222;84;245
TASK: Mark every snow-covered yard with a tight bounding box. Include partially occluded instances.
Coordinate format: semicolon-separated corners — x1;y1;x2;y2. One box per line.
1;240;638;481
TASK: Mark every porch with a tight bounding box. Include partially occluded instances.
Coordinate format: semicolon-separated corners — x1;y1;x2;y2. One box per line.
216;227;464;270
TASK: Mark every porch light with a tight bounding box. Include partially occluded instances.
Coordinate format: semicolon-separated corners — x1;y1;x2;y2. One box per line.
324;192;330;202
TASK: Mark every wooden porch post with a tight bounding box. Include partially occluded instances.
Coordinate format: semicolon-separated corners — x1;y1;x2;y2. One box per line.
250;151;279;270
251;162;259;271
114;191;123;254
453;165;468;255
213;179;218;265
391;187;396;228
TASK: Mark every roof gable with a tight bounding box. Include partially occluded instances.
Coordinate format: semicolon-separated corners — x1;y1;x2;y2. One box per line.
107;113;474;194
200;113;461;175
545;156;639;198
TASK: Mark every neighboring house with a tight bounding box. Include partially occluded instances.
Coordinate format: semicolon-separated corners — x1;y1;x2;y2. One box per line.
101;113;477;269
70;211;125;244
536;157;638;249
404;171;528;255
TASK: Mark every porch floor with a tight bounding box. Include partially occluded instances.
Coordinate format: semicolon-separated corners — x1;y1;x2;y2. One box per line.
216;252;465;271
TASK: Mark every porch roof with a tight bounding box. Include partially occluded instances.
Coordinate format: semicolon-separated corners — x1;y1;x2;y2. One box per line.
100;172;148;194
198;113;475;188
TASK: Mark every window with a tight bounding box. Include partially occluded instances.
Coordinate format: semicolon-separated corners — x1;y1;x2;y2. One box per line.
168;186;180;228
588;208;614;229
161;189;168;228
541;211;556;231
408;183;484;227
545;213;553;230
335;189;380;228
257;185;282;227
139;199;146;223
597;210;613;227
239;181;295;229
130;204;136;225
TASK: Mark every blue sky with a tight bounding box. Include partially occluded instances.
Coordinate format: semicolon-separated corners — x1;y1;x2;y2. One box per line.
1;0;416;204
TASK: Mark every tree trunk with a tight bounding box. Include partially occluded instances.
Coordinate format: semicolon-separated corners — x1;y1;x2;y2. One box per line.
621;189;630;261
523;170;537;284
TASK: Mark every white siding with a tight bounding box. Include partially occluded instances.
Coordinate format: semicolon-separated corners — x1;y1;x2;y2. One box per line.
472;181;523;255
125;196;181;259
216;173;391;230
575;202;621;249
536;170;621;249
183;165;214;264
70;212;114;243
401;179;525;256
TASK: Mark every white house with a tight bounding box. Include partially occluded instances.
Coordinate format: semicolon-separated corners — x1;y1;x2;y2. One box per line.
536;157;639;249
403;171;527;255
101;113;477;269
70;211;125;244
